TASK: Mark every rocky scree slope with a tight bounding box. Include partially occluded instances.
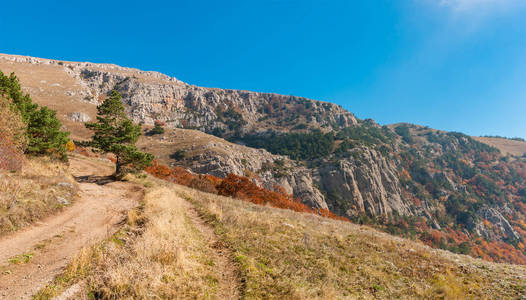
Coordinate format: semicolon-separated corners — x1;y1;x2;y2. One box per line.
1;54;526;264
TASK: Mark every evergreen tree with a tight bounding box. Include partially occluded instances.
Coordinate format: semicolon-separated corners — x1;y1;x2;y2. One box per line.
86;90;153;178
26;106;70;159
0;71;69;160
0;72;37;121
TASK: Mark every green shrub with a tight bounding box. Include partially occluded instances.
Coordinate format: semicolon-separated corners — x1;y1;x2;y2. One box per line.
394;125;413;144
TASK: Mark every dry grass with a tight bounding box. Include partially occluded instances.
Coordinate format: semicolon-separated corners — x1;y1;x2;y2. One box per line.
0;54;98;141
0;95;27;151
35;177;222;299
0;157;77;236
474;137;526;157
36;178;526;299
177;184;526;299
0;95;27;171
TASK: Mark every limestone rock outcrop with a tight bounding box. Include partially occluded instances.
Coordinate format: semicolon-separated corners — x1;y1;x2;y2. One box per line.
475;206;520;241
318;148;411;218
69;112;91;123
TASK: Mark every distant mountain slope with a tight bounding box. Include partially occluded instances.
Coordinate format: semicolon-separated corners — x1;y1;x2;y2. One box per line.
474;136;526;157
1;53;525;265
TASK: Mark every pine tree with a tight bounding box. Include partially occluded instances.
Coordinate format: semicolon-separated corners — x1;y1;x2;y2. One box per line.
0;72;37;121
0;71;70;160
26;106;70;159
86;90;153;178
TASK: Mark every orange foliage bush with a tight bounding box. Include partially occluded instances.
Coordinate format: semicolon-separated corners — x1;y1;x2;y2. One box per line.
154;120;166;126
65;140;76;152
146;160;349;223
73;146;96;158
217;174;313;213
471;238;526;265
189;175;218;194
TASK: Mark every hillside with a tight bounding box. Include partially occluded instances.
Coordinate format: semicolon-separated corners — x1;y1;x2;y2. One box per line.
1;53;526;265
474;136;526;157
37;174;526;299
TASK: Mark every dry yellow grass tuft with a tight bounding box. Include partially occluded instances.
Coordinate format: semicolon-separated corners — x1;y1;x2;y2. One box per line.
36;177;226;299
0;157;77;236
0;95;27;171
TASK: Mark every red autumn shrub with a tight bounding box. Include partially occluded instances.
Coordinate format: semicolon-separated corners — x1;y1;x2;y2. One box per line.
146;161;350;223
189;175;218;194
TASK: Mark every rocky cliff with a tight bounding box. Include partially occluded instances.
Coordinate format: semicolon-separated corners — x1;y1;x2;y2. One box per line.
318;147;411;218
20;55;358;134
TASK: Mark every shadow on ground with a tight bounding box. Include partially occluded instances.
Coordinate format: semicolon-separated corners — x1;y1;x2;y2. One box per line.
74;175;115;185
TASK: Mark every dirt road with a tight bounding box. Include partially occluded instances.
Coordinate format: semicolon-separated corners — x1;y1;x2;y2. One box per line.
0;156;143;299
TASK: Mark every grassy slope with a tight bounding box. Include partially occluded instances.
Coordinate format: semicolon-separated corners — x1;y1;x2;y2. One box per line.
0;158;77;236
38;176;526;299
474;136;526;157
184;185;525;299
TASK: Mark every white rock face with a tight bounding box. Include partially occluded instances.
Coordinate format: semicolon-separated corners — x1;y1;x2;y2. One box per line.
475;206;520;241
69;112;91;123
181;139;328;210
49;61;358;133
319;147;411;218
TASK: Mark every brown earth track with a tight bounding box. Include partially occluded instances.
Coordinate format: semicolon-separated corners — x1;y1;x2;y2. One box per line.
0;156;143;299
183;201;241;299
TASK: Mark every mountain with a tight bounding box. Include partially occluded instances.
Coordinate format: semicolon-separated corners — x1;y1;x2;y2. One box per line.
1;53;525;264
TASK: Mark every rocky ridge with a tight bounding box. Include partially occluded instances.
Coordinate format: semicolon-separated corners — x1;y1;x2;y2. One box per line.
0;54;356;133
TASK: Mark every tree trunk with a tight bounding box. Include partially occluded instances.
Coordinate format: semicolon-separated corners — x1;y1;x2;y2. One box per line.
115;155;122;179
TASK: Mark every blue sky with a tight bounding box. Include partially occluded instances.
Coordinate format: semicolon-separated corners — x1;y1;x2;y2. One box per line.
1;0;525;138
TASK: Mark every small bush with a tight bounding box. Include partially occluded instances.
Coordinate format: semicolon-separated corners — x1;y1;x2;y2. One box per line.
170;149;186;160
189;175;217;194
149;122;165;135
